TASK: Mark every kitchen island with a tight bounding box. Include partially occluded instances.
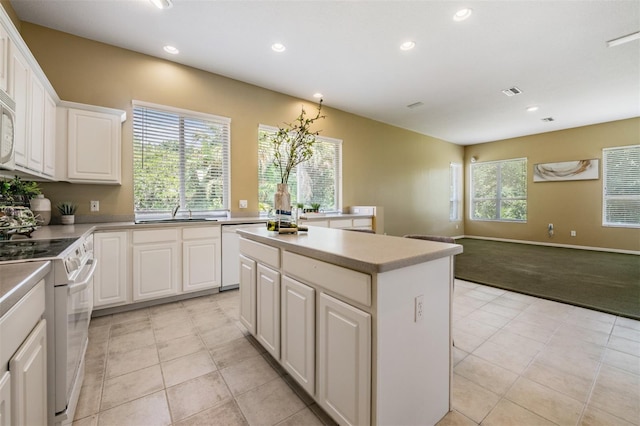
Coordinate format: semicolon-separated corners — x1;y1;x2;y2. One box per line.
237;226;462;426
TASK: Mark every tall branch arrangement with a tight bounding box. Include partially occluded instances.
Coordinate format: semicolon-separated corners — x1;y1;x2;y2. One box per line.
269;100;325;184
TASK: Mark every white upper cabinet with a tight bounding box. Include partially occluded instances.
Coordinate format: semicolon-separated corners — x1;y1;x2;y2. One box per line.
0;23;9;93
43;92;56;177
27;73;44;172
67;107;122;184
8;43;28;167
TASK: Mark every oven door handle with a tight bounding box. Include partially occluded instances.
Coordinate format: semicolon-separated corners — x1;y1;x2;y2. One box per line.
68;258;98;295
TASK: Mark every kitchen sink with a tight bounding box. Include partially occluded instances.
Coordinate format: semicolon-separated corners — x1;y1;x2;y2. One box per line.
135;218;218;224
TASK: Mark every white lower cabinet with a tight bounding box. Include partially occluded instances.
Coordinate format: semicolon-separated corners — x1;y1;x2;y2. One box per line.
256;264;280;359
0;372;10;426
94;231;128;308
132;229;179;301
10;319;47;426
239;255;257;335
318;293;371;426
281;276;315;396
182;227;221;292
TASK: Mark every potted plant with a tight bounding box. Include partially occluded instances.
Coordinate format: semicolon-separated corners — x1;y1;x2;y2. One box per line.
56;202;78;225
2;176;41;206
262;100;325;216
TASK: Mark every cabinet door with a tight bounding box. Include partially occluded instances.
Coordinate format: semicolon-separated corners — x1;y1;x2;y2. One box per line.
239;255;256;335
94;231;128;307
9;46;29;167
318;293;371;426
10;319;47;426
183;238;221;292
281;276;315;396
0;372;10;426
133;242;178;301
0;25;9;92
256;264;280;358
27;74;44;172
67;108;121;183
43;92;56;177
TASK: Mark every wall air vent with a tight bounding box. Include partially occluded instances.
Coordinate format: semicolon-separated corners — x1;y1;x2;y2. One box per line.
541;117;555;122
406;101;424;109
501;87;522;97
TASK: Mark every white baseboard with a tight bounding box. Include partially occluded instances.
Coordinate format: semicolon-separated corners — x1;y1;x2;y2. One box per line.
458;235;640;256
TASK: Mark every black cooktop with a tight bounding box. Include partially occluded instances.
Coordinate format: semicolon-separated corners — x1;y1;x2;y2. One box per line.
0;238;78;262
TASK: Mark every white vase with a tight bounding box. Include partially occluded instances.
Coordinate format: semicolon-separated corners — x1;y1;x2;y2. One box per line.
30;194;51;225
61;215;75;225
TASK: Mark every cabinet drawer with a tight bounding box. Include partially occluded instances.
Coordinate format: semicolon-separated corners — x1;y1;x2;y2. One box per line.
0;281;44;368
283;252;371;307
183;226;220;240
133;229;178;244
353;218;372;228
329;219;352;229
239;238;280;269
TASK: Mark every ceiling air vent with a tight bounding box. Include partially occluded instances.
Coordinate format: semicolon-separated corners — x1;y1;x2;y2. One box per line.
501;87;522;97
406;101;424;109
541;117;555;122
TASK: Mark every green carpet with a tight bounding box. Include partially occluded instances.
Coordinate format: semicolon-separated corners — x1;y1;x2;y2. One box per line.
454;238;640;320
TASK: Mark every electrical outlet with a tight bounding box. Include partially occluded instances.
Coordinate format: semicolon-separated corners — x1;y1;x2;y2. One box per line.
415;295;424;322
90;200;99;212
239;199;248;209
571;230;576;237
548;223;554;237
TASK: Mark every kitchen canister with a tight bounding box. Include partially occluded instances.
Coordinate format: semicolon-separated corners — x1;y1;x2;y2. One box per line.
30;194;51;225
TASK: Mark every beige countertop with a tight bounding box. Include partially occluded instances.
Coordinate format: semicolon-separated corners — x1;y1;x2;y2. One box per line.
0;261;51;317
237;227;462;274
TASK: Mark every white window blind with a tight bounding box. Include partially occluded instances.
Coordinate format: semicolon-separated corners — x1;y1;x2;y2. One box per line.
450;162;463;221
132;101;230;218
470;158;527;222
258;125;342;213
603;145;640;227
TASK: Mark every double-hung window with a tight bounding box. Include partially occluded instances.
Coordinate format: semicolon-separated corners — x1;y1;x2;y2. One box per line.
132;101;230;220
470;158;527;222
258;124;342;213
603;145;640;227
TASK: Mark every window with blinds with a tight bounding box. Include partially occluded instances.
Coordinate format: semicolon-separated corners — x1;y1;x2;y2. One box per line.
132;101;230;219
450;162;463;221
258;125;342;213
603;145;640;227
470;158;527;222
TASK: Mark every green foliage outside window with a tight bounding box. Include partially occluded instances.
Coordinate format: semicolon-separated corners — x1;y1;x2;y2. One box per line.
471;158;527;221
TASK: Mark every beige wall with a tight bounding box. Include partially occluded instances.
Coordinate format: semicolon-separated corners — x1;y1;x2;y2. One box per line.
464;118;640;251
19;22;464;238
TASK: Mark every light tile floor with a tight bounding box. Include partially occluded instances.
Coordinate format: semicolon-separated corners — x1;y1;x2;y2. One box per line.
74;280;640;426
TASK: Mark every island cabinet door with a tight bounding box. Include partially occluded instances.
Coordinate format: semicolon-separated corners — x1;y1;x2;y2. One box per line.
318;293;371;426
239;255;257;335
281;276;315;396
256;264;281;359
0;371;10;426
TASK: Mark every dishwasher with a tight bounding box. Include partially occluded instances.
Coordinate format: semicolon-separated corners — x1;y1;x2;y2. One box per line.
221;222;266;290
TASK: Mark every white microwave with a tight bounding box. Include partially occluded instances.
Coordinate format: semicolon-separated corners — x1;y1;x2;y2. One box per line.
0;89;15;170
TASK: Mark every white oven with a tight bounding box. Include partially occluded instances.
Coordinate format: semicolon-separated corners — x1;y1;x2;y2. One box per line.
0;88;15;170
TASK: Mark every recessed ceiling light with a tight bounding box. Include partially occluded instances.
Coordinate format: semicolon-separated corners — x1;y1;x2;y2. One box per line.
607;31;640;47
163;45;179;54
453;8;472;22
526;106;539;112
313;93;323;99
400;41;416;51
149;0;172;10
271;43;286;53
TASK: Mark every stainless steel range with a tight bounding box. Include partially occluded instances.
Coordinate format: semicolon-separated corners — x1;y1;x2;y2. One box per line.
0;234;96;426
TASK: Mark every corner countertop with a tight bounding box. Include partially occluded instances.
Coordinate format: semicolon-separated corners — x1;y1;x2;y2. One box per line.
0;261;51;317
237;227;462;274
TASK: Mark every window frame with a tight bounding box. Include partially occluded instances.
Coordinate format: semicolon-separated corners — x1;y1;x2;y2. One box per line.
258;124;343;214
132;100;231;221
470;157;528;222
602;144;640;228
449;162;463;221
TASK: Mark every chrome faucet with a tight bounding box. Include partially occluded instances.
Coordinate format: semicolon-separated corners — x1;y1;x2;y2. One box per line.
172;204;180;218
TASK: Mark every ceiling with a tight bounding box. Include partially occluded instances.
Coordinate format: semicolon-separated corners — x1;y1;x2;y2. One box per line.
9;0;640;145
